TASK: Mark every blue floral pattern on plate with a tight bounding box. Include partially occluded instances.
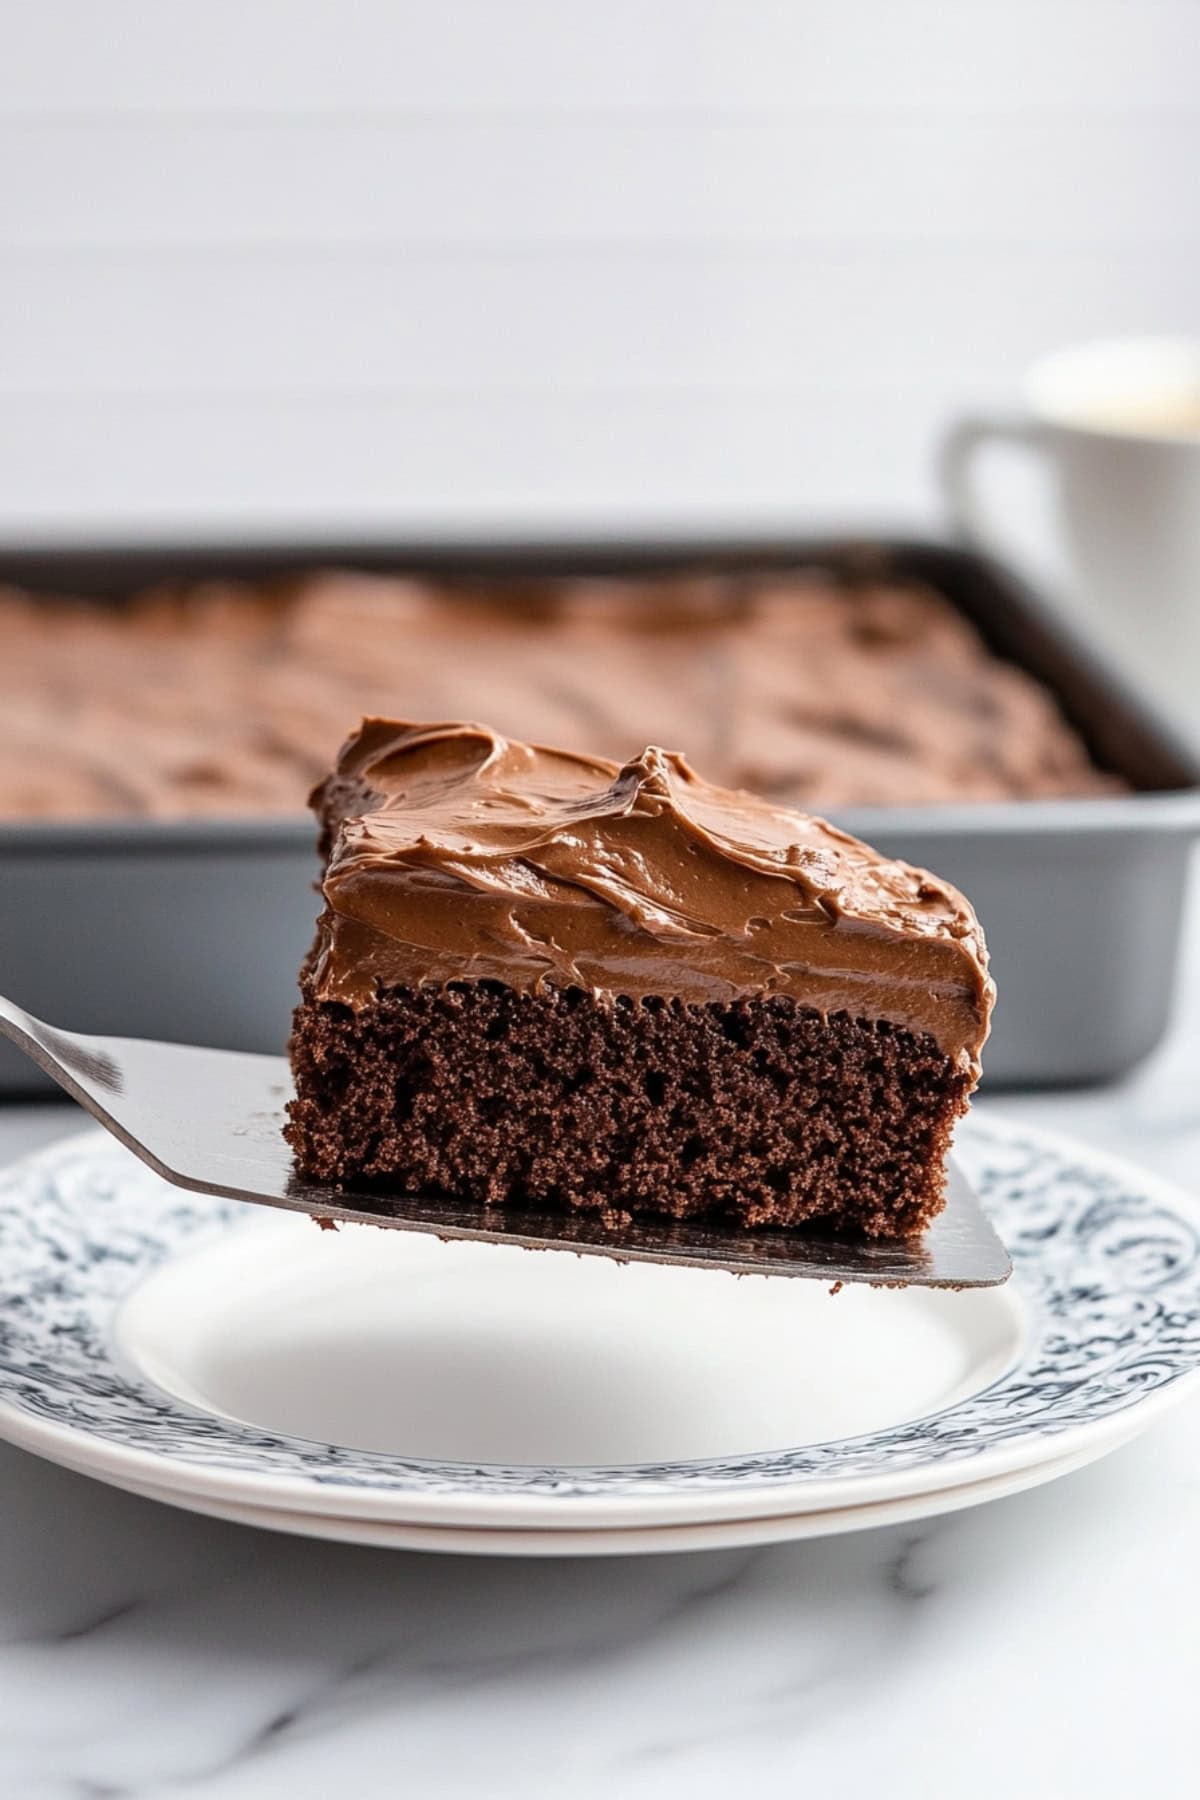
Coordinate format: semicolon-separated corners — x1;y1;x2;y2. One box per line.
0;1120;1198;1499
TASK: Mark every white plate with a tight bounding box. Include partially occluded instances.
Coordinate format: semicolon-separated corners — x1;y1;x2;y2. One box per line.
0;1118;1198;1533
55;1433;1141;1557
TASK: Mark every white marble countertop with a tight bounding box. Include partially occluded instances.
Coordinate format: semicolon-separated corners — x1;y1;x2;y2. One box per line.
2;886;1198;1800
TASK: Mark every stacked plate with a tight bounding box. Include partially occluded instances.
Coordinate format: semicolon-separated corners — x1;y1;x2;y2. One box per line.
1;1118;1198;1556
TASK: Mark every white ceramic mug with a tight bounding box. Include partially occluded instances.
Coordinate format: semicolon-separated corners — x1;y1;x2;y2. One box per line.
940;337;1200;727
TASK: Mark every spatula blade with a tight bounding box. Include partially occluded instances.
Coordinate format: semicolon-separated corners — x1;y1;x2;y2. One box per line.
0;995;1011;1289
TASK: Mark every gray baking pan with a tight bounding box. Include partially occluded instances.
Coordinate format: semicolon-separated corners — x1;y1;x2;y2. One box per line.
1;534;1197;1095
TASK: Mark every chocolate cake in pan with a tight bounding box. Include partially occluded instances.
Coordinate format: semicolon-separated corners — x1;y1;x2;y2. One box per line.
0;566;1116;820
2;537;1194;1096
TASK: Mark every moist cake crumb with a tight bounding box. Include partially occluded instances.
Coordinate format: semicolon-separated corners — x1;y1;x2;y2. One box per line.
287;982;972;1237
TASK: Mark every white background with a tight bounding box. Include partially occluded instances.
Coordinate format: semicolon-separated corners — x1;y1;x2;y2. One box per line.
1;0;1198;537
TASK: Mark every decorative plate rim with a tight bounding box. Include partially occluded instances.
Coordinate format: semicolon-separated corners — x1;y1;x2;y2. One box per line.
1;1117;1198;1529
32;1429;1141;1557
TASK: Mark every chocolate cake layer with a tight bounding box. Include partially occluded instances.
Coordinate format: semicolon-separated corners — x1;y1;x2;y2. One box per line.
286;982;970;1237
286;720;993;1236
0;566;1118;818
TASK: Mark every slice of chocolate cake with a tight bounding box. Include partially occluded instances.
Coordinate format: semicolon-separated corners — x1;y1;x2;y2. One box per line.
285;720;993;1238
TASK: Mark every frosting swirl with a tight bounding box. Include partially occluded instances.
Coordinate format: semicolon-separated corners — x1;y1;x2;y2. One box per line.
310;720;994;1073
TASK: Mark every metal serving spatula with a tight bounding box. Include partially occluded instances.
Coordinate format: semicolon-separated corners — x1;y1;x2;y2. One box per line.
0;992;1010;1289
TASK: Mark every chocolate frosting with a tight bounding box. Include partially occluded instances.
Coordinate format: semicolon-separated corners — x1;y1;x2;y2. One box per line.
310;720;994;1075
0;567;1119;819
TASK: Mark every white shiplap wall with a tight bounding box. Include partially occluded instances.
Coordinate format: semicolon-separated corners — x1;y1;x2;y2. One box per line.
1;0;1197;538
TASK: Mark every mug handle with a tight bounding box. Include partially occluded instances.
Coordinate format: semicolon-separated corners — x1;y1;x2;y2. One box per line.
938;415;1051;540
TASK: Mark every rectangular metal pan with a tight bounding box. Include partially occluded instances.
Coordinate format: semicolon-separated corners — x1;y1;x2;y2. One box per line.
2;534;1197;1093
